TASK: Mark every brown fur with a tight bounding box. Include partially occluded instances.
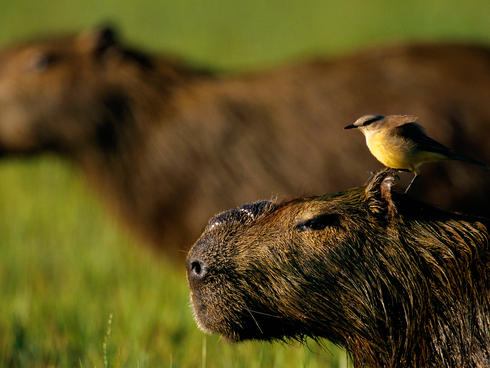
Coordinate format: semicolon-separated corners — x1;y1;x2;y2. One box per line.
187;169;489;368
0;26;489;256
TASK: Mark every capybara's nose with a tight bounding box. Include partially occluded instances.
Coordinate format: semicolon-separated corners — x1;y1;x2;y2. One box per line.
188;258;208;280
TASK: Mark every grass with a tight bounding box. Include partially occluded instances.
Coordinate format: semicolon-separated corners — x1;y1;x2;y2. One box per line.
0;0;488;69
0;0;488;367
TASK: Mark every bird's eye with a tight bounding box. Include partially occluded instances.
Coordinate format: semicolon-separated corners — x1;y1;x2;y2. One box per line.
295;213;340;231
29;52;58;72
362;115;384;126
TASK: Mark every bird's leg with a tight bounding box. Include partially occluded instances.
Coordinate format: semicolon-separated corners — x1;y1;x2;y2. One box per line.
405;173;418;194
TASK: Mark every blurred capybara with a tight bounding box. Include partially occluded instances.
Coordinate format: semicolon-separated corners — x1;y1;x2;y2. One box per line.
187;169;489;368
0;26;489;255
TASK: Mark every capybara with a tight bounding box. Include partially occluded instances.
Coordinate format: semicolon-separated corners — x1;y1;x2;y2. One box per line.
187;169;489;368
0;26;489;255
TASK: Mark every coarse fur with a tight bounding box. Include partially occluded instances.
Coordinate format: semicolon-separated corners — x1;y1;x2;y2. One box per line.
0;26;489;255
187;169;489;368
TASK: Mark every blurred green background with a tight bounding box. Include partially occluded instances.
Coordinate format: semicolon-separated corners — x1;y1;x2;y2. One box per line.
0;1;488;367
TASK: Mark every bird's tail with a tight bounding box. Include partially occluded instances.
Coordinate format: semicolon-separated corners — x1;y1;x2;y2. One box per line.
447;151;489;169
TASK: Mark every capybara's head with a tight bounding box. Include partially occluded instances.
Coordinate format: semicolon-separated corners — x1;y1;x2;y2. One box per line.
187;169;489;367
0;26;157;157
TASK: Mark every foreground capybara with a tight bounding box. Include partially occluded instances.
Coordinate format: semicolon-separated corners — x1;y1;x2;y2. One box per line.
187;169;489;368
0;26;489;255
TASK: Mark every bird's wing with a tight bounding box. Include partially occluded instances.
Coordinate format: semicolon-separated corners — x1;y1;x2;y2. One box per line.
394;122;452;154
388;115;420;127
394;121;489;168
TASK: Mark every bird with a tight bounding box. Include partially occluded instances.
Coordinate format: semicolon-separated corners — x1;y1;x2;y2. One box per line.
344;114;488;193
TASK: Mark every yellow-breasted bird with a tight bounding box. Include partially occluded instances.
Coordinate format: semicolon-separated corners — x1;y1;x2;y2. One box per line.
344;114;489;193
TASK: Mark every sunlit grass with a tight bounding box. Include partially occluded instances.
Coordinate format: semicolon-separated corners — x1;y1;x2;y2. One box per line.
0;0;488;70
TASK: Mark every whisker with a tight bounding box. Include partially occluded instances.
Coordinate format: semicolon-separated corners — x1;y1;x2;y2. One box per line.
246;309;282;318
244;306;264;335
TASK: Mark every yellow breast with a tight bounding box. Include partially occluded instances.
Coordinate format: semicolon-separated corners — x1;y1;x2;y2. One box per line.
363;129;448;174
365;131;414;171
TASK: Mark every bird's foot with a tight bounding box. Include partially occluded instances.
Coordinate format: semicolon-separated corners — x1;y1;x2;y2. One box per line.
404;174;418;194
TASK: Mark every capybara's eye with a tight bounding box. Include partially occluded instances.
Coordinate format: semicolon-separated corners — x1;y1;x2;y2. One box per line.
295;213;340;231
29;52;58;72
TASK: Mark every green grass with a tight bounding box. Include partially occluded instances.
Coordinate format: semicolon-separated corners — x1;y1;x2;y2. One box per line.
0;0;488;69
0;1;488;367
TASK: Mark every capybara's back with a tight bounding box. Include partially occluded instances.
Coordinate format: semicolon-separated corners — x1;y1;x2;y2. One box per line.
0;27;488;255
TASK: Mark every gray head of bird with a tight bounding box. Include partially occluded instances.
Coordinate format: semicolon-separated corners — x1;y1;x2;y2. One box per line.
344;114;386;132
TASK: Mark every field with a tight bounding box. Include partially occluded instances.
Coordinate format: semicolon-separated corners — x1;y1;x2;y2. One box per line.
0;1;488;367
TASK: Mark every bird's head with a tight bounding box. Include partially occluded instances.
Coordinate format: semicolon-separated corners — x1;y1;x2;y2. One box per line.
344;114;385;134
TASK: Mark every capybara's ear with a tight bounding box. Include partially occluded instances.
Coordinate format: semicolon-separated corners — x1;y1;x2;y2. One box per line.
78;23;119;56
364;168;398;220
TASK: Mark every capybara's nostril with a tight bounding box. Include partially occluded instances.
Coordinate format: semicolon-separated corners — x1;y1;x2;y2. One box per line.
189;259;207;279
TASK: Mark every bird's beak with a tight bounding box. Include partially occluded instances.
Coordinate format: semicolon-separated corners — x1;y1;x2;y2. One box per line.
344;124;357;130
